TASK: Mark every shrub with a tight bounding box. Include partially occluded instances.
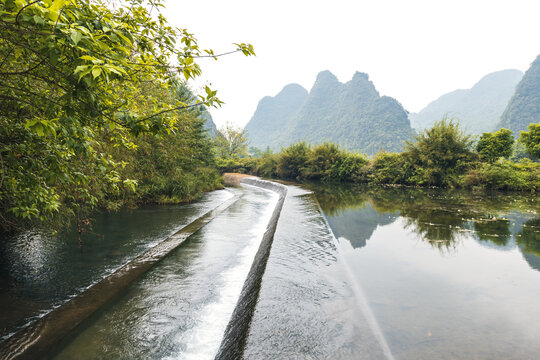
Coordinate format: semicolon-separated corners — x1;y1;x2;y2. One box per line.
368;152;412;185
476;128;514;163
404;118;476;186
276;142;311;179
463;160;540;191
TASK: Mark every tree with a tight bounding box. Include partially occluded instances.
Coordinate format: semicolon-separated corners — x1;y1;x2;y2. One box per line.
519;123;540;159
0;0;254;231
476;128;514;163
215;123;248;159
276;141;311;179
404;118;475;186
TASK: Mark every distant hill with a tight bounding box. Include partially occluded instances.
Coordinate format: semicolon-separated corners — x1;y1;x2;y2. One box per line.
245;71;413;155
409;69;523;134
498;54;540;135
244;84;308;151
200;109;217;134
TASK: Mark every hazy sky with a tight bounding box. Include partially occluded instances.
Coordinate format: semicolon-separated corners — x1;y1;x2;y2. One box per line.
165;0;540;129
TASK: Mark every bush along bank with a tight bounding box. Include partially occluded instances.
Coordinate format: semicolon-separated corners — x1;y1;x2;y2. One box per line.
222;119;540;192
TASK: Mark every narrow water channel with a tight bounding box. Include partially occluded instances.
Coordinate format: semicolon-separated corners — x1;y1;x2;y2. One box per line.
0;190;232;342
51;185;277;359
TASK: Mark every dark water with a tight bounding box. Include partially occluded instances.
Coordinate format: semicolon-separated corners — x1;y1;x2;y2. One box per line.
313;184;540;359
0;190;232;341
52;185;278;359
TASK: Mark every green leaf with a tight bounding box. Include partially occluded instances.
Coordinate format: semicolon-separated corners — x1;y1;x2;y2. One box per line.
33;15;45;25
47;0;66;21
80;55;95;61
92;67;102;79
70;31;82;45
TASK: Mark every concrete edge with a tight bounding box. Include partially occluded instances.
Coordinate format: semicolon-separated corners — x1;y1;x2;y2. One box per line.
215;176;288;360
0;192;241;360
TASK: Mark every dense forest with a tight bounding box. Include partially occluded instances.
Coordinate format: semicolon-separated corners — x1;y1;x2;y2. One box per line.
409;69;523;134
245;71;414;155
0;0;254;232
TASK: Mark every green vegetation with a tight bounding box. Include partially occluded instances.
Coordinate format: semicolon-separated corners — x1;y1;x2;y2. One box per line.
498;54;540;134
519;123;540;159
0;0;254;232
244;71;414;155
476;128;514;163
230;119;540;192
404;118;476;186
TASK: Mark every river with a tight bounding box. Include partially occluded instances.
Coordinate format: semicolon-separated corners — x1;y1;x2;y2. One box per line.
1;182;540;359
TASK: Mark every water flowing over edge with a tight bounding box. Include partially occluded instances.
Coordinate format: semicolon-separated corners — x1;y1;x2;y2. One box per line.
0;190;240;360
215;176;288;360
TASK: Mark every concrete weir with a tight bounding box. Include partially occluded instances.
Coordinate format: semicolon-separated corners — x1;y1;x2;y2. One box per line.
0;193;240;360
215;174;287;360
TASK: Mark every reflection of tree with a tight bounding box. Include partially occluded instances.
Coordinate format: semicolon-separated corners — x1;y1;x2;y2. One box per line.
309;183;369;216
311;182;540;255
474;218;511;247
401;208;467;252
518;219;540;257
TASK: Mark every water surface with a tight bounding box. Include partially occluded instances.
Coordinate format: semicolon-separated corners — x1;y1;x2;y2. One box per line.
314;184;540;359
52;185;278;359
0;190;232;341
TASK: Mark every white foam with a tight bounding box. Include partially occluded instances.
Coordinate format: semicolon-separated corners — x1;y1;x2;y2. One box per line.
169;190;279;360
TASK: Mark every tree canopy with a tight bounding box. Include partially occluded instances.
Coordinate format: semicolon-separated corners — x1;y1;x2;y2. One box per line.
476;128;514;163
404;118;475;186
0;0;254;230
519;123;540;159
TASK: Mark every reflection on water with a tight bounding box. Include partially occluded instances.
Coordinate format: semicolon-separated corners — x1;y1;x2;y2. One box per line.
52;186;278;359
0;190;232;341
244;185;388;359
312;183;540;359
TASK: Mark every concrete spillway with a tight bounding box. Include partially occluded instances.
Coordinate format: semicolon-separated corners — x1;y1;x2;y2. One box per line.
2;175;387;359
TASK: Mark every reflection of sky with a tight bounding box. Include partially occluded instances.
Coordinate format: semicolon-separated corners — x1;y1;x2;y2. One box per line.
337;218;540;359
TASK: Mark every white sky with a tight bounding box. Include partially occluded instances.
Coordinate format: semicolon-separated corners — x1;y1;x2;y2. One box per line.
165;0;540;129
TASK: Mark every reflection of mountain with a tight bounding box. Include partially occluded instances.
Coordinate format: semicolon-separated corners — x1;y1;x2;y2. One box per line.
326;202;398;249
521;250;540;272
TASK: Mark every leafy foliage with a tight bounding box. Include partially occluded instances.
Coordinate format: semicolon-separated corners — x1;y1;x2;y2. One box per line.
519;123;540;159
463;160;540;191
0;0;253;231
404;118;476;186
476;128;514;163
276;142;311;180
215;122;248;159
232;120;540;192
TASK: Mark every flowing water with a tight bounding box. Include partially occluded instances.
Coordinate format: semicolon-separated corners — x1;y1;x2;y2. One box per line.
0;189;233;341
51;185;278;359
2;182;540;360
